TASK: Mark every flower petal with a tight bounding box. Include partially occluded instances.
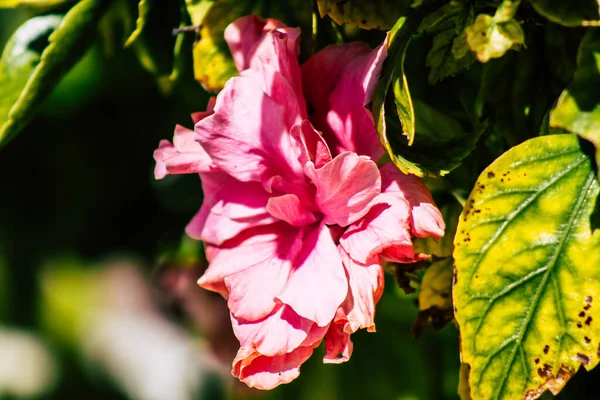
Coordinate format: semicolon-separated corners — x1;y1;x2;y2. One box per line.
339;192;415;264
380;163;445;238
266;194;320;227
304;152;381;227
196;75;304;185
224;15;286;73
240;65;303;130
277;223;347;327
290;120;332;169
225;15;305;117
323;323;353;364
248;29;304;114
186;172;277;246
197;223;299;295
191;97;216;124
153;125;214;179
301;43;371;144
232;304;315;357
232;345;314;390
324;37;388;161
338;248;384;333
301;38;388;161
224;232;302;321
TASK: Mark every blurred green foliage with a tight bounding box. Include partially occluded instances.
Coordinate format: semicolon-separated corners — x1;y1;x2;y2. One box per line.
1;1;600;399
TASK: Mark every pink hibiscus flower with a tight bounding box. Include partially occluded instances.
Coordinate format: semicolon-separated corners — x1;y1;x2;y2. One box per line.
154;15;445;390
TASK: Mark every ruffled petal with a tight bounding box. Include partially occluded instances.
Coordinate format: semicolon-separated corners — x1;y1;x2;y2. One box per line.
239;64;304;130
324;37;388;161
191;97;216;123
197;223;300;296
338;249;384;333
323;323;353;364
301;43;371;144
339;192;415;264
266;194;320;227
248;29;304;114
232;345;314;390
224;15;286;73
196;75;304;185
277;223;347;327
153;125;214;179
301;38;388;161
224;232;303;321
304;152;381;227
379;163;445;238
225;15;305;116
231;304;314;356
290;120;332;169
186;172;277;246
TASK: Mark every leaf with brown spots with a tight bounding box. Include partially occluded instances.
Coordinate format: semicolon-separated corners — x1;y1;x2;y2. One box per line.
454;134;600;400
316;0;410;30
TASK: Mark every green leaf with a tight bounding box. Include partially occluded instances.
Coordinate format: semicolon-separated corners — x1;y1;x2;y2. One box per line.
414;100;465;140
529;0;600;27
316;0;409;30
421;1;476;84
382;105;487;176
0;0;110;148
392;55;416;146
187;0;311;92
418;2;462;34
0;0;74;7
465;14;524;62
124;0;151;47
453;134;600;400
427;29;476;84
373;14;421;158
374;6;483;177
550;29;600;173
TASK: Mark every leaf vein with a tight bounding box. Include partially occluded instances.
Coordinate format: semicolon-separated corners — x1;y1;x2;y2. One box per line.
489;171;596;400
466;156;586;284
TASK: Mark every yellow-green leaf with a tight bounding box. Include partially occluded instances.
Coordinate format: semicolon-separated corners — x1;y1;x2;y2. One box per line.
454;134;600;400
459;363;473;400
372;14;421;158
40;259;101;347
0;0;74;8
187;0;311;92
550;29;600;174
419;257;454;312
391;58;416;146
465;14;524;63
316;0;409;30
124;0;151;47
529;0;600;27
0;0;109;148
